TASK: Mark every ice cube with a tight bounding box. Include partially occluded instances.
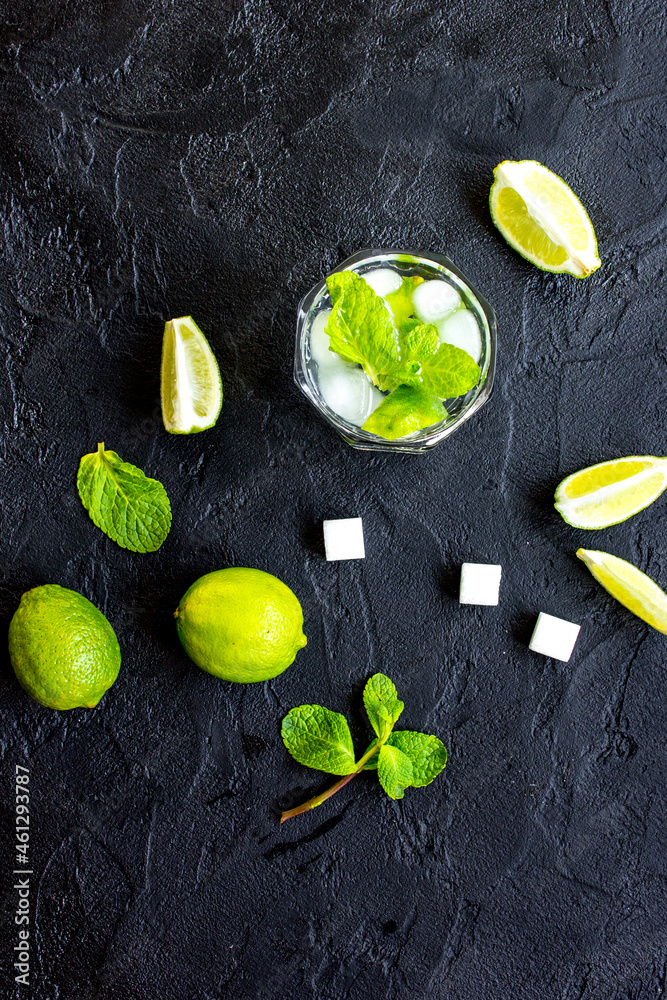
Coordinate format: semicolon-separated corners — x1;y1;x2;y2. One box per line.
529;613;580;662
459;563;502;606
317;366;383;426
437;309;483;363
309;309;340;369
323;517;365;561
363;268;402;298
412;280;462;324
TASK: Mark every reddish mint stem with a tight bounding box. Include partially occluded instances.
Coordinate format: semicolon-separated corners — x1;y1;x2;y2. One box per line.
280;741;381;823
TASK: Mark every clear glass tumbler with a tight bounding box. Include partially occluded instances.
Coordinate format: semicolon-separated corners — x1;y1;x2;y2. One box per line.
294;249;497;454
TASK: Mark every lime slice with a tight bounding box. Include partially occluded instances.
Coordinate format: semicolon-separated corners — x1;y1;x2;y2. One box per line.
555;456;667;529
160;316;223;434
489;160;600;278
577;548;667;635
362;386;446;441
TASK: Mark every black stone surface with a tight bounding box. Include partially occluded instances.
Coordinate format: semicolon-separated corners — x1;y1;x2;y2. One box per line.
1;3;666;998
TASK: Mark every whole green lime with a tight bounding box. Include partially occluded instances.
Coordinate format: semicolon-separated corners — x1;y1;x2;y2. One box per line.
8;584;121;709
175;568;307;683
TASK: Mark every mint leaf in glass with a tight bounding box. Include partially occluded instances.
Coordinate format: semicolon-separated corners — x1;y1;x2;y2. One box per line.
384;276;423;332
377;743;413;799
379;323;440;391
419;342;481;398
325;270;399;383
362;386;446;441
399;322;439;363
77;443;171;553
363;672;404;740
281;705;357;775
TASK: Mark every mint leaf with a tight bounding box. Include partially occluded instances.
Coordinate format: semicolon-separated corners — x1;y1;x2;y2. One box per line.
281;705;357;775
419;343;480;398
399;322;439;363
325;271;399;383
77;443;171;553
363;673;404;740
379;323;440;392
362;732;447;785
362;386;446;441
384;732;447;786
377;743;413;799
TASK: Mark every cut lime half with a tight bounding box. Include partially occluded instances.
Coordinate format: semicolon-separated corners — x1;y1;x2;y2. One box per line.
161;316;223;434
490;160;600;278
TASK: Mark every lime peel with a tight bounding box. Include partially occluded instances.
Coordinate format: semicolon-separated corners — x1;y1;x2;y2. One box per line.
175;567;306;683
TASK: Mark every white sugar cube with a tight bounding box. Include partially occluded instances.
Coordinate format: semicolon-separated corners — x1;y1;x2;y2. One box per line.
412;279;462;324
363;267;402;298
323;518;365;561
459;563;502;606
529;613;580;662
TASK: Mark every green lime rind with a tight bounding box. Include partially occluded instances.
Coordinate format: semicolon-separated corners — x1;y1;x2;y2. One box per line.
175;567;306;683
8;584;121;710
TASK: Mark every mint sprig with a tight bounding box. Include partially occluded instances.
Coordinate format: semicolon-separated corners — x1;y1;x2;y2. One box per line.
324;270;480;401
77;443;172;553
279;673;447;822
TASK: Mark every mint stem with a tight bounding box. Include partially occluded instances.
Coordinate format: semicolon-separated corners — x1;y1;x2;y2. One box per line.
280;740;382;824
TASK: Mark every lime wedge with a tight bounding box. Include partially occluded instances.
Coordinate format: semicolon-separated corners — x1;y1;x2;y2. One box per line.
555;456;667;529
160;316;223;434
362;386;446;441
489;160;600;278
577;548;667;635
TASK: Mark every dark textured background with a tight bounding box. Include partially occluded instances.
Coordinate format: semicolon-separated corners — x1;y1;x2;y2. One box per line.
1;2;666;998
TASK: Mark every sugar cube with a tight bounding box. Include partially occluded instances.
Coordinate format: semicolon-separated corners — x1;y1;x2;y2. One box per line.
323;518;365;561
529;612;580;662
459;563;502;606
